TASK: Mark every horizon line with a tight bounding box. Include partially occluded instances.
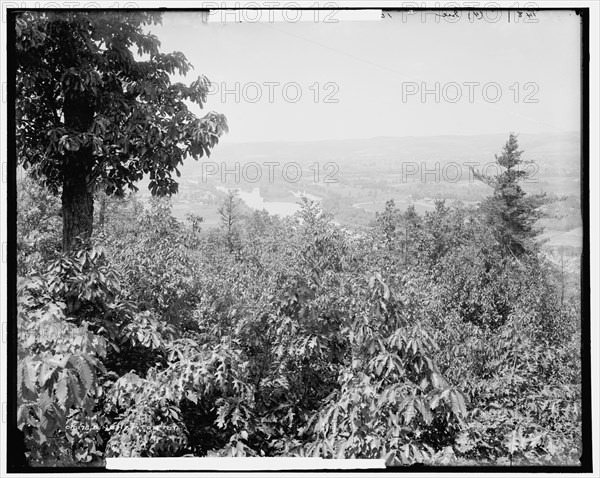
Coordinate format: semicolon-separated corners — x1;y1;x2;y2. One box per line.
219;130;580;146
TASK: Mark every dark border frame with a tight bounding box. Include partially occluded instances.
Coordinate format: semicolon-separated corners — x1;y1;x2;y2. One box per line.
5;5;592;474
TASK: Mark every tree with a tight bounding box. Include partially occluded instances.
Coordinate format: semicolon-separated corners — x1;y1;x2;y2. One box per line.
374;199;401;251
186;212;204;235
218;189;242;252
474;133;546;257
15;11;228;251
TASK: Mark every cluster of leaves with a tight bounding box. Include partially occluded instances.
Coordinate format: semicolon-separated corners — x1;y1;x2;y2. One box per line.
103;197;200;325
17;250;115;465
16;175;62;275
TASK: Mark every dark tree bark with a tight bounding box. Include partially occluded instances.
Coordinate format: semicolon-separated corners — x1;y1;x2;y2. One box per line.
62;95;94;252
97;192;107;233
61;155;94;251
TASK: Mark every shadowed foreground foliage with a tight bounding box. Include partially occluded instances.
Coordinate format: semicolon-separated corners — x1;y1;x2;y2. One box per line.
16;165;581;466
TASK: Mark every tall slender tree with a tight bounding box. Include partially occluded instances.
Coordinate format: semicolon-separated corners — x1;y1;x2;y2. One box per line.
218;189;242;253
15;11;228;250
474;133;547;257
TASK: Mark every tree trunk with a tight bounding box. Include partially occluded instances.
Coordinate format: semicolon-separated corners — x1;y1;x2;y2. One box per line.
62;95;94;252
97;191;107;233
62;156;94;251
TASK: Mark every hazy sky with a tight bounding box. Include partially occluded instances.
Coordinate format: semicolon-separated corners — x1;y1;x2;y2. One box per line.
152;9;582;143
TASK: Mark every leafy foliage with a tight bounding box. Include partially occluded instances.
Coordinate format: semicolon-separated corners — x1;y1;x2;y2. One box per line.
17;251;113;465
15;78;581;470
17;175;62;275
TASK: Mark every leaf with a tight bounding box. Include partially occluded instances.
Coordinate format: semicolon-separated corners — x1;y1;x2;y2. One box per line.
75;448;90;462
38;390;52;413
429;393;441;410
56;377;69;408
506;428;523;454
76;356;94;391
385;450;397;466
455;432;473;453
336;440;348;459
39;410;58;436
38;362;57;387
456;391;467;415
68;375;85;406
416;398;432;424
411;444;423;462
33;428;47;445
21;360;37;394
403;400;416;424
368;276;375;289
450;390;467;417
546;437;557;455
186;391;198;404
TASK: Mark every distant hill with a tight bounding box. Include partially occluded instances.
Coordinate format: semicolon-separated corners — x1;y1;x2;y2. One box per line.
179;131;581;178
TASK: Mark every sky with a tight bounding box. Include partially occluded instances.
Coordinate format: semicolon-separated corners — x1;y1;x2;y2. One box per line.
150;9;582;144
